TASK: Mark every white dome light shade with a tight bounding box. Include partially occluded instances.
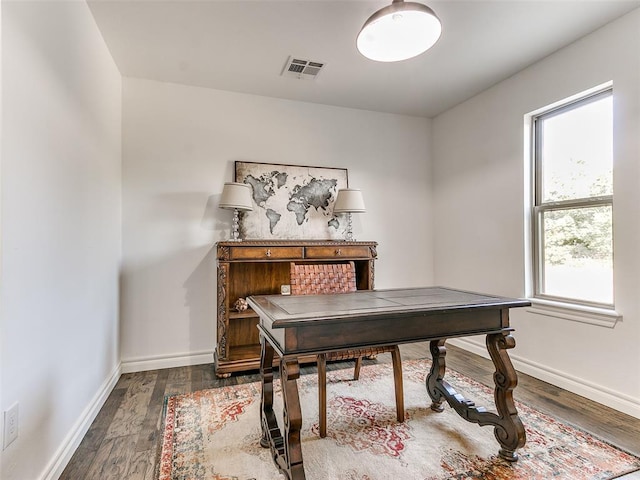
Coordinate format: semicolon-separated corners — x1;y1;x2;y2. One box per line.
357;1;442;62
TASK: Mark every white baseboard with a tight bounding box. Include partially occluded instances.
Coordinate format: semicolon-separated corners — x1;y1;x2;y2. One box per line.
447;338;640;420
121;350;214;374
40;362;122;480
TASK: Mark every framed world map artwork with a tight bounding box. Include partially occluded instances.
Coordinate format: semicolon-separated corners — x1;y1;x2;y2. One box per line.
235;161;349;240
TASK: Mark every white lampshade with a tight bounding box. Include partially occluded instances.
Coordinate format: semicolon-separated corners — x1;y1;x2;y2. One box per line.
219;182;253;211
333;189;366;213
357;0;442;62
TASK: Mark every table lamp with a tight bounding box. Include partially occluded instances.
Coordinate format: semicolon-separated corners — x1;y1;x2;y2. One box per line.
219;182;253;241
333;188;366;242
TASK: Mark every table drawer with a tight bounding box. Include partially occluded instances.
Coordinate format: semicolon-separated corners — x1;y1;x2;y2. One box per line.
305;245;372;259
228;246;304;260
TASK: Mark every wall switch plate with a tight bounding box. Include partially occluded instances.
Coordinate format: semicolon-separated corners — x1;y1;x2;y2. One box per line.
3;403;19;449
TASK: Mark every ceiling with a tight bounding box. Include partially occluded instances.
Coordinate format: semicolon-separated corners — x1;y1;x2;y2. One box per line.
87;0;640;118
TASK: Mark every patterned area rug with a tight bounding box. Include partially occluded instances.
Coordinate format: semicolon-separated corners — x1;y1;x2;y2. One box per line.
157;359;640;480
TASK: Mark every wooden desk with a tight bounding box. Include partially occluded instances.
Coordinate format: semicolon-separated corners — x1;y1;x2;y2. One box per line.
248;286;531;480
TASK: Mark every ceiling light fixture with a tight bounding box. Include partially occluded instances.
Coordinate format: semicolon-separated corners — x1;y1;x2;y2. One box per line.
356;0;442;62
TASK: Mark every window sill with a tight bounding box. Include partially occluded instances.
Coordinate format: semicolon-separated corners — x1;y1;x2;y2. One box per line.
527;298;621;328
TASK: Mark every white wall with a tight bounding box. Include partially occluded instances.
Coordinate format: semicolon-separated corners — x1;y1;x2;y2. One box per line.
0;1;4;475
0;2;122;479
432;9;640;418
121;78;433;370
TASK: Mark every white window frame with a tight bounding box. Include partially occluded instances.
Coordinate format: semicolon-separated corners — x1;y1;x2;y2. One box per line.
527;87;621;327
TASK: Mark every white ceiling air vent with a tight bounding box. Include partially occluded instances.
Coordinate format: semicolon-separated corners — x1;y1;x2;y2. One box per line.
281;56;325;80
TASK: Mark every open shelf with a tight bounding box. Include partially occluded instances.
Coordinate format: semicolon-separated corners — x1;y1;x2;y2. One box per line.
228;344;262;362
229;308;259;320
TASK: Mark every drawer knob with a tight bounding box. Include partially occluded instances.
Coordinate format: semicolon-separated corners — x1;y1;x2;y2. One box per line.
335;249;342;256
266;249;272;257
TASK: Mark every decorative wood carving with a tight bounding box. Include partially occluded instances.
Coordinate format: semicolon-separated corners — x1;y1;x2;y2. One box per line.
216;263;229;360
218;245;230;261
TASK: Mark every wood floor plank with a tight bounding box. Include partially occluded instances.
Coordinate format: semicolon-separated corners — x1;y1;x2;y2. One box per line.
98;434;139;480
135;369;170;453
125;450;154;480
83;437;117;480
105;371;157;439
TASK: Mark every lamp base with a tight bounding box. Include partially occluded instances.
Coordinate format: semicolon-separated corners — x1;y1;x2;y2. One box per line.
229;208;243;241
344;212;355;242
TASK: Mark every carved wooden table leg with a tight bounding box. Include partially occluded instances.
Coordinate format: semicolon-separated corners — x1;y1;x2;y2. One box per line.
259;336;279;450
426;339;447;412
426;335;526;462
281;358;305;479
486;332;526;461
259;334;306;480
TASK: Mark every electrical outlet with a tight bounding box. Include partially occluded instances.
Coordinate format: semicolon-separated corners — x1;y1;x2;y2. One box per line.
3;403;19;449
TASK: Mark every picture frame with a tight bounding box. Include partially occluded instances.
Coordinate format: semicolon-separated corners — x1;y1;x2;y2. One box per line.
234;161;349;240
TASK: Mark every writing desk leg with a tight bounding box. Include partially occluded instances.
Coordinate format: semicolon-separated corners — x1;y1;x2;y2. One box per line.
281;358;305;479
259;336;277;450
486;332;526;462
258;334;306;479
426;335;526;462
426;339;447;413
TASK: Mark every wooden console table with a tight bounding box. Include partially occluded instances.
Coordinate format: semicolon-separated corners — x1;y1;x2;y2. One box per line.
215;240;377;377
248;286;531;480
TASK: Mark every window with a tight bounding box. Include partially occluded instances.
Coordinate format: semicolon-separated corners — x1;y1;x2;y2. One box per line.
532;89;613;308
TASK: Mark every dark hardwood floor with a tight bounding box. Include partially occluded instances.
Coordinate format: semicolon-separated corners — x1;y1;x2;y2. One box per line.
59;343;640;480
